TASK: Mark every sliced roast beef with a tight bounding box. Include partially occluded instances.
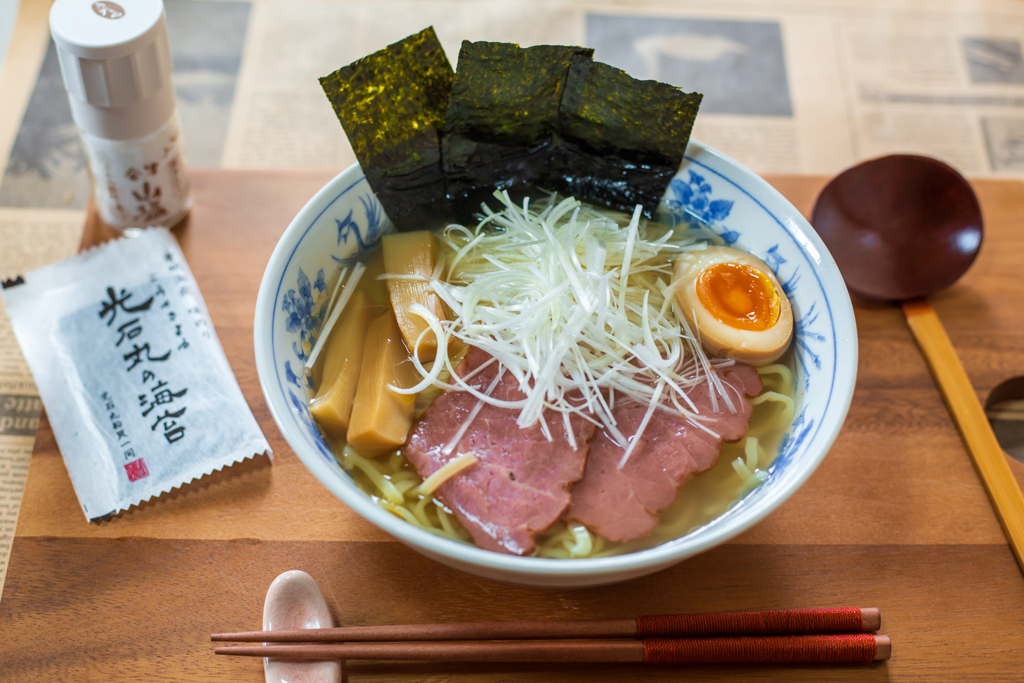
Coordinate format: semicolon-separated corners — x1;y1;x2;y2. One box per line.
404;346;596;555
565;364;763;543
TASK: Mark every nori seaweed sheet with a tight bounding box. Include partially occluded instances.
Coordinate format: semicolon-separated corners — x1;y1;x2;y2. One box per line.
442;41;594;218
550;54;703;217
319;27;453;230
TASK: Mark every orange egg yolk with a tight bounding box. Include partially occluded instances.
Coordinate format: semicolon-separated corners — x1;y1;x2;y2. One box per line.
695;262;781;331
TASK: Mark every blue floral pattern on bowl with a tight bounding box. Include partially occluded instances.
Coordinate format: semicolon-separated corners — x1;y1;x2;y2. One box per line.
274;178;394;463
333;195;389;265
663;170;740;245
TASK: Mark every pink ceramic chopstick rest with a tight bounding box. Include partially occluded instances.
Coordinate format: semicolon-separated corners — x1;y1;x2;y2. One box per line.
263;571;341;683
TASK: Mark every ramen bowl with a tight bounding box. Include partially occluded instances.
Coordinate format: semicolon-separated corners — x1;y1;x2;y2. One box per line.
253;141;857;587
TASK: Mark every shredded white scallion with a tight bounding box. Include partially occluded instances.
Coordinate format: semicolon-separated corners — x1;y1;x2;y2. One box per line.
305;262;366;370
395;191;735;469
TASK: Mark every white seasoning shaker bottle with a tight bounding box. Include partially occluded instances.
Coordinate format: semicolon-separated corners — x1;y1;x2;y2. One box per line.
50;0;192;232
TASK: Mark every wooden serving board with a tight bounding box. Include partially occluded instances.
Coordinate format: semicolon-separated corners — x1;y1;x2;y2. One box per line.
2;169;1024;681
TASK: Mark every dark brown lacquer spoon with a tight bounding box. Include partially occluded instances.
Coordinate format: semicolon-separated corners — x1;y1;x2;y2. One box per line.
811;154;1024;575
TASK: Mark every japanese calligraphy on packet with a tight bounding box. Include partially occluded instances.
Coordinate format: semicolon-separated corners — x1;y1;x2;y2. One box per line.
1;228;271;521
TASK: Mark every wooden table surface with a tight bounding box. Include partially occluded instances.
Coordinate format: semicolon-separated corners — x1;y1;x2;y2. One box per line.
2;169;1024;681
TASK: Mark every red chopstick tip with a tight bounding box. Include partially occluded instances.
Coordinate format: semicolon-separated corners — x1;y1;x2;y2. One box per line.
874;635;891;661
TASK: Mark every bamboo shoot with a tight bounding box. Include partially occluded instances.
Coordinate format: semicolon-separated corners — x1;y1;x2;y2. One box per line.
357;249;390;308
383;231;447;361
347;312;420;455
309;290;372;438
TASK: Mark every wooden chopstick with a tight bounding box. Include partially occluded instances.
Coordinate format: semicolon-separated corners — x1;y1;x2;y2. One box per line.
903;299;1024;576
214;634;891;664
211;607;880;643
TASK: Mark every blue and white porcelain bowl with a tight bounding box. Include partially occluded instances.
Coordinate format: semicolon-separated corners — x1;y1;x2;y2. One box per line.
253;141;857;587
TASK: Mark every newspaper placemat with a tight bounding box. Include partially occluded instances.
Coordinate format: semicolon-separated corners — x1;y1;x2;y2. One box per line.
0;207;84;603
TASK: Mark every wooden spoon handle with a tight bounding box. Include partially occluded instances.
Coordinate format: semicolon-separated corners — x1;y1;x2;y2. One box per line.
903;299;1024;575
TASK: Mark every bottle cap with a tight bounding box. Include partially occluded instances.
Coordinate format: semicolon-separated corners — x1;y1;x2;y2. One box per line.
50;0;176;140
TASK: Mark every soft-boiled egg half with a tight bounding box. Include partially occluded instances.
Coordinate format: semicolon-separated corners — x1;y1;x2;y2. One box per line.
673;246;793;366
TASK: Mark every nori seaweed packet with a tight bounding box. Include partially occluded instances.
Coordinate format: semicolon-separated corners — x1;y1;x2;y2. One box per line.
1;228;271;521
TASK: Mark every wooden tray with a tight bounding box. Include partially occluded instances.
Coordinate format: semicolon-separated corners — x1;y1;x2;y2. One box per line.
3;169;1024;681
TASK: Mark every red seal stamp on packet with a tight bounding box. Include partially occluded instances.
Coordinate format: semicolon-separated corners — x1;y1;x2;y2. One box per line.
124;458;150;482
